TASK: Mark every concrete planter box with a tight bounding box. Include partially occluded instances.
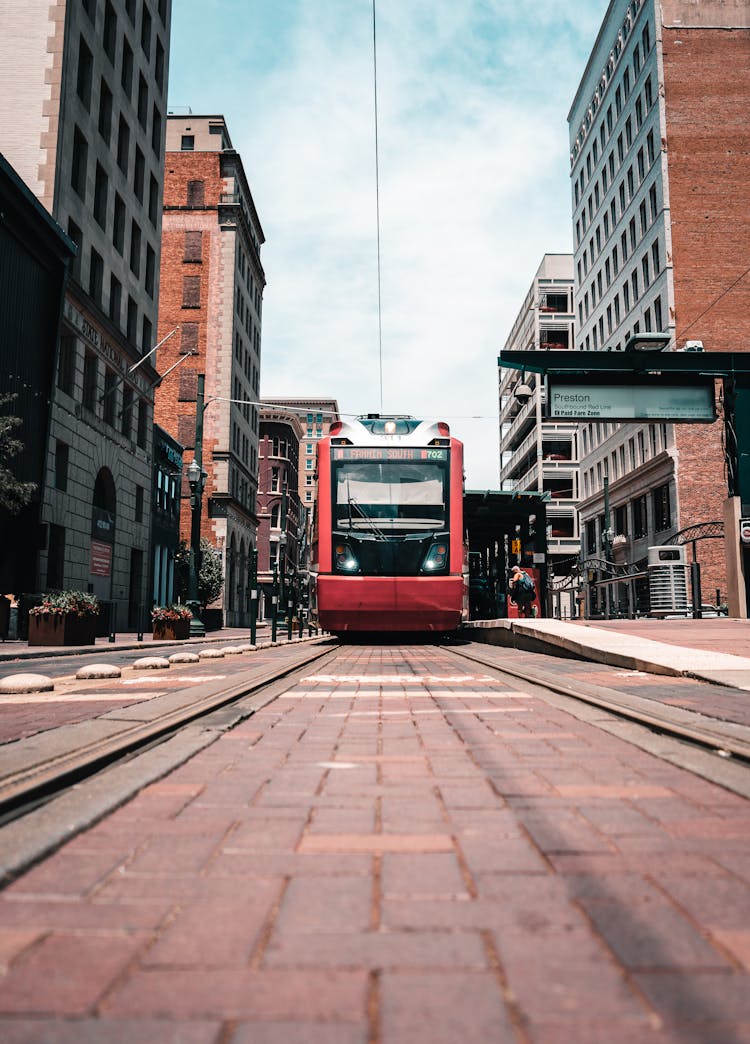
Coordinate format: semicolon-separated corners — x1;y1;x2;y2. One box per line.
152;618;190;641
28;613;98;647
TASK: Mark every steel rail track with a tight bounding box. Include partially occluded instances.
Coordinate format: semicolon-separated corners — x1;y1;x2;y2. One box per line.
443;642;750;763
0;641;337;820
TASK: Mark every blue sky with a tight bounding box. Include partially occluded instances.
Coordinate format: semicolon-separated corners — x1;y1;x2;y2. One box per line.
167;0;606;487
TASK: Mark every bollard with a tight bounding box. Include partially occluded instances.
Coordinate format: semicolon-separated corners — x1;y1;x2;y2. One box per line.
691;562;703;619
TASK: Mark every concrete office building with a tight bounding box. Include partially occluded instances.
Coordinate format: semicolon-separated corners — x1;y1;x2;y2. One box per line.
0;0;172;628
569;0;750;599
155;114;265;628
499;255;579;579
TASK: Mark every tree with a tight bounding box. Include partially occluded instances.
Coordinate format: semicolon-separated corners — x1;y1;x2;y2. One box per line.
0;394;36;514
174;538;224;607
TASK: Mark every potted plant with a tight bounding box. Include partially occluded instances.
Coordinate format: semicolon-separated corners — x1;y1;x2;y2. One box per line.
151;603;192;640
28;590;100;646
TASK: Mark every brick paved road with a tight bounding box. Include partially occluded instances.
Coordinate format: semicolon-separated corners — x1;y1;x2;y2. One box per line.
0;642;748;1042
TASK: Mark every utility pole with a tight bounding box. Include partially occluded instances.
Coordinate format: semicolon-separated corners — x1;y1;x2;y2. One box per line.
249;546;258;645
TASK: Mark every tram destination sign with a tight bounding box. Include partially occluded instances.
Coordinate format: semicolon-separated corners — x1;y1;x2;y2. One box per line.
332;446;448;462
547;374;716;423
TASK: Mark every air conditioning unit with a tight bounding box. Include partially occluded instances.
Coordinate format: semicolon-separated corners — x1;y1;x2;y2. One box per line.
647;546;688;615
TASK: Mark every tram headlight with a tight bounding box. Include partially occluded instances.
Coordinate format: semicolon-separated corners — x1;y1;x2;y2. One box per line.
421;542;448;573
334;543;360;573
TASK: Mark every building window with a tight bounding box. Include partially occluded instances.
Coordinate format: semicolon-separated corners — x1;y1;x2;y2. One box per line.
654;295;663;331
137;74;148;128
187;179;205;206
137;399;149;449
141;4;152;56
54;440;69;491
103;1;117;62
89;247;103;305
121;37;133;97
94;163;108;228
76;35;93;109
632;495;647;538
109;274;122;323
184;230;202;262
155;38;165;91
117;115;130;173
145;244;156;297
135;484;144;522
182;275;200;308
148;174;159;226
57;335;76;396
651;240;660;275
181;134;195;151
151;105;162;156
113;193;125;254
653;484;671;532
181;322;198;353
121;386;133;438
130;220;141;276
98;79;113;143
82;351;98;411
67;219;83;279
142;315;152;353
133;146;145;201
71;126;88;199
103;368;117;426
127;296;137;342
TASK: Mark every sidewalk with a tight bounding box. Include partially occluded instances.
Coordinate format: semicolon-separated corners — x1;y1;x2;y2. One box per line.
0;623;284;662
466;616;750;690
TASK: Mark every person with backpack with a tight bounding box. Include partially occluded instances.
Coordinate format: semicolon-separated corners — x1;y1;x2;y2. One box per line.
509;565;537;618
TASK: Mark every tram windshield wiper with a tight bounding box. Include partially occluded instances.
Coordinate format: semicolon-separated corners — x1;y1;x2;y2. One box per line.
347;497;387;541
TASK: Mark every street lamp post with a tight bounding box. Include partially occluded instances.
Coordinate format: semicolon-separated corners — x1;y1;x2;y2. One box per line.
249;546;258;645
186;374;206;637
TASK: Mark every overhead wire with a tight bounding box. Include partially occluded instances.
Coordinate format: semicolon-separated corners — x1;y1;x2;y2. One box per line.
372;0;384;413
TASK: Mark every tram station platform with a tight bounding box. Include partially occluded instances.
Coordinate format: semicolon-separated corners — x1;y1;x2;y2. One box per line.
466;616;750;691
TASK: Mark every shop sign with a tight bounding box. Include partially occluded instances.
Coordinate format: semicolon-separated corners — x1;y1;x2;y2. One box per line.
90;540;112;576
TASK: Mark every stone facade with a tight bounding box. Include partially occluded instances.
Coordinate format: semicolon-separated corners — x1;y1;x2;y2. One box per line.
0;0;172;628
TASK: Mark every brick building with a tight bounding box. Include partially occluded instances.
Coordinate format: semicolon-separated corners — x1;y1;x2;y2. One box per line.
155;114;265;627
0;0;172;628
257;407;303;621
569;0;750;601
268;397;340;511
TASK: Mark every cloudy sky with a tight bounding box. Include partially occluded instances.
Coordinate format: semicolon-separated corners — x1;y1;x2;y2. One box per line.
167;0;606;487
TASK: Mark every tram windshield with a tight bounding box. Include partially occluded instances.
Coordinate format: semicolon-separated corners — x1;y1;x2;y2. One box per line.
334;460;447;533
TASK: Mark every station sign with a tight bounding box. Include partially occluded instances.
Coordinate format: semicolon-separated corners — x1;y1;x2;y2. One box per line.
741;518;750;544
546;374;716;423
332;447;448;462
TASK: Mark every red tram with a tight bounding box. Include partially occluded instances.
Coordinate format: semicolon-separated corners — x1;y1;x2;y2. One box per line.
310;415;468;633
